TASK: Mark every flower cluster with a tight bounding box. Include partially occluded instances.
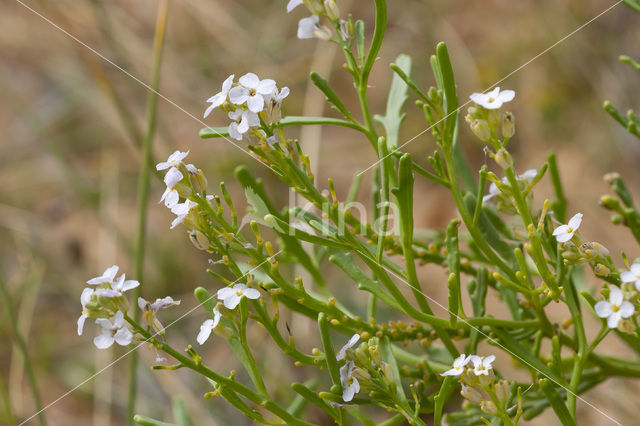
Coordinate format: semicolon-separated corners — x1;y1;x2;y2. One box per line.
203;73;289;140
441;353;510;416
78;265;180;350
156;150;213;230
78;265;137;349
196;284;261;345
287;0;343;41
466;87;515;146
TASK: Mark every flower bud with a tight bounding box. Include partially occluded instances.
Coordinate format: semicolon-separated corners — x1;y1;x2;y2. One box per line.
189;230;210;251
495;379;510;403
338;19;351;41
599;195;620;211
470;119;491;142
502;112;515;138
314;25;333;41
581;242;610;259
603;172;621;185
493;148;513;169
594;264;609;276
190;168;208;195
618;318;634;334
461;384;485;404
324;0;340;20
480;400;498;415
303;0;324;15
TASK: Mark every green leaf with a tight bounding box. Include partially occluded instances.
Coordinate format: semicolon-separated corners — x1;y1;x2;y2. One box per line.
433;375;457;426
199;116;361;140
328;250;403;311
318;313;341;386
436;42;458;145
391;153;414;246
291;382;338;420
310;73;354;120
380;336;407;404
539;379;576;426
194;287;217;314
355;20;366;65
374;54;411;149
621;0;640;14
199;126;229;138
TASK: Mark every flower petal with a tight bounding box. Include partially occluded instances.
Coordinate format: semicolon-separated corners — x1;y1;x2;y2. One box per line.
609;287;623;306
619;301;635;318
94;332;114;349
114;327;133;346
77;313;88;336
620;270;636;283
223;294;242;310
607;311;621;329
498;90;515;103
594;301;612;318
229;86;249;105
567;213;583;230
197;319;214;345
287;0;303;12
242;288;261;299
239;73;260;89
247;94;265;113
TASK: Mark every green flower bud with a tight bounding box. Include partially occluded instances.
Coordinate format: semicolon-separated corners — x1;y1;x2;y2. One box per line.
480;400;498;415
502;112;515;138
495;379;510;403
470;119;491;142
324;0;340;20
493;148;513;169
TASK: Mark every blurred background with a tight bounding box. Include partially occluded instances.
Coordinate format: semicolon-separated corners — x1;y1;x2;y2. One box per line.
1;0;639;424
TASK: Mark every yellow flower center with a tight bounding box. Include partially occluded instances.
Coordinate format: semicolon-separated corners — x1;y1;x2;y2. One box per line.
612;305;620;312
488;97;495;103
236;290;243;296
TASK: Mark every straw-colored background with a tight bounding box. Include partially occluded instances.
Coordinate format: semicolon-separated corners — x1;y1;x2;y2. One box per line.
1;0;639;424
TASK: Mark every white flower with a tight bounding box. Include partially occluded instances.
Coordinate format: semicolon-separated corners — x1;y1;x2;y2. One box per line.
170;199;197;229
441;353;471;376
620;263;640;291
336;334;360;361
470;87;515;110
204;74;234;118
229;73;277;113
553;213;583;243
138;296;181;334
156;150;189;171
286;0;303;12
340;360;360;402
297;15;321;39
87;265;119;285
469;355;495;376
160;167;184;208
77;288;95;335
93;311;133;349
595;287;634;328
483;169;537;202
197;307;222;345
96;273;140;298
217;284;261;309
227;109;260;140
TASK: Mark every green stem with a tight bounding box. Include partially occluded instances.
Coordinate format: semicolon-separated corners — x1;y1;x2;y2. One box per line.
0;278;46;426
127;1;169;423
124;316;314;426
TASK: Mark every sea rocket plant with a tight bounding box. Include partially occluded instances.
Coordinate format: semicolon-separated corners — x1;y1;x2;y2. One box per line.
75;1;640;424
